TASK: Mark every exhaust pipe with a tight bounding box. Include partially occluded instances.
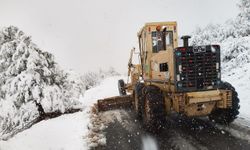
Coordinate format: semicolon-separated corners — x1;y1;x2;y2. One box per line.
181;35;191;47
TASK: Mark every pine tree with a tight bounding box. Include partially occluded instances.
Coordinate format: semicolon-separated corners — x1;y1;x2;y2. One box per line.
236;0;250;36
0;26;84;138
238;0;250;20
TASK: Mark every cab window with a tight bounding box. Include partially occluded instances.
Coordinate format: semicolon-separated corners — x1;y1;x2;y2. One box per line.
165;31;173;46
152;31;173;53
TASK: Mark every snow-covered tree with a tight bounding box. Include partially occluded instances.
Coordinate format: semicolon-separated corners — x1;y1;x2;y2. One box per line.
234;0;250;37
81;67;120;90
191;0;250;45
82;72;100;90
0;26;84;138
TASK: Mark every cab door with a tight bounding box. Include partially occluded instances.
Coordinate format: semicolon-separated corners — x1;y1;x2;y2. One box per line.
150;30;174;81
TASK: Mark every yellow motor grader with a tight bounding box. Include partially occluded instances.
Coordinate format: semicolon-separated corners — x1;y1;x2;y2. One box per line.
97;22;240;128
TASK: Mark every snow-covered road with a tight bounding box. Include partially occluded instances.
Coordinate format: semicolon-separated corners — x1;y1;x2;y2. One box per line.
96;111;250;150
0;76;250;150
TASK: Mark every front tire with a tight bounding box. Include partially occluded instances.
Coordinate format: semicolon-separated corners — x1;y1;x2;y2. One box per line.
118;79;126;96
142;86;166;131
134;82;144;120
209;82;240;124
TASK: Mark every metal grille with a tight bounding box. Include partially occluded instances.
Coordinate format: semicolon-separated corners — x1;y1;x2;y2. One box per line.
175;45;221;92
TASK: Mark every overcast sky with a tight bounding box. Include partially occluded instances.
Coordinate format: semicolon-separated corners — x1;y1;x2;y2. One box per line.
0;0;239;74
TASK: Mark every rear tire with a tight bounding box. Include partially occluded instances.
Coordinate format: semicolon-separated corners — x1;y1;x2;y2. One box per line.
209;81;240;124
142;86;166;131
118;79;126;96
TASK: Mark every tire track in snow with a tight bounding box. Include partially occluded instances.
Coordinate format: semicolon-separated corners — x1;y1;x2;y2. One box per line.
215;117;250;143
168;115;250;150
93;110;250;150
93;110;207;150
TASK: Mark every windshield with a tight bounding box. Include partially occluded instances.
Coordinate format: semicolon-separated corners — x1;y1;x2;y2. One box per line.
152;31;173;53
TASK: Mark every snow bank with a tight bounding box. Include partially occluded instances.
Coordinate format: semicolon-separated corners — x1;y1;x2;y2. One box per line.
79;76;124;106
0;111;89;150
80;76;129;149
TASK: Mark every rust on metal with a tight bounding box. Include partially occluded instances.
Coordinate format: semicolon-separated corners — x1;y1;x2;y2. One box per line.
97;95;133;112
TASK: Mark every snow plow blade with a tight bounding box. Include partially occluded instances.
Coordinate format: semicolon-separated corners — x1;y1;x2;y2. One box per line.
97;95;133;112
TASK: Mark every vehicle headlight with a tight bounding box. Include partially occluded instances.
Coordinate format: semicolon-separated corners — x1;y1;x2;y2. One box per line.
211;46;217;53
177;74;180;81
179;65;182;72
216;62;219;70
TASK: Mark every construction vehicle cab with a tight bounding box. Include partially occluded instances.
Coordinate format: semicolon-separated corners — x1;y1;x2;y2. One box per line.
98;22;240;129
137;22;178;84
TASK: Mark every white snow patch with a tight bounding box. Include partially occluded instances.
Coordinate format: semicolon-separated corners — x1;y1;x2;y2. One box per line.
80;76;134;148
0;111;89;150
80;76;126;106
223;62;250;120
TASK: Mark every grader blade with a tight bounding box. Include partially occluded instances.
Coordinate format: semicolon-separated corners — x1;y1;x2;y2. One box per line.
97;95;133;112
